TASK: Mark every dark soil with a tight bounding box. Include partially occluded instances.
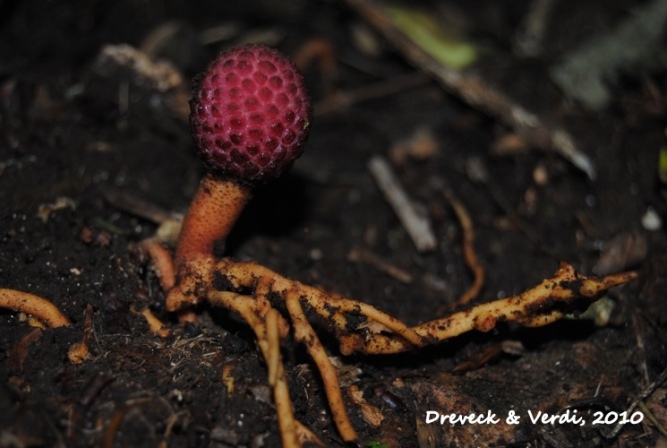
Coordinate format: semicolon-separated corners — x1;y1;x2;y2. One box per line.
1;1;666;447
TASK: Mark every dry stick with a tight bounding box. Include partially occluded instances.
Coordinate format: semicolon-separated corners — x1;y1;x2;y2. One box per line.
440;190;485;312
284;289;359;442
208;291;301;448
347;246;414;284
346;0;596;179
314;72;430;116
368;155;437;252
631;313;651;386
638;401;667;438
0;288;70;328
102;186;183;247
100;185;175;225
601;362;667;439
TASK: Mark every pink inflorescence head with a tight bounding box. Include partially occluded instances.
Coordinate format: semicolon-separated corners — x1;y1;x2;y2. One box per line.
189;44;312;184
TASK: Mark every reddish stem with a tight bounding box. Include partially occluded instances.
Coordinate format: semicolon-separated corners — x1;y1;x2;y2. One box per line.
174;173;251;270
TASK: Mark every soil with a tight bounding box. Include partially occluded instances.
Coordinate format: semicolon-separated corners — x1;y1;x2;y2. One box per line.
1;1;666;447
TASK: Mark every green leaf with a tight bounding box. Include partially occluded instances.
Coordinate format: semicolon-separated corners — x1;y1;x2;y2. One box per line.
384;5;477;70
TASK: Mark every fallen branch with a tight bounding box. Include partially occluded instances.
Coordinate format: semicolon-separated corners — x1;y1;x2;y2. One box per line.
368;155;437;252
346;0;596;179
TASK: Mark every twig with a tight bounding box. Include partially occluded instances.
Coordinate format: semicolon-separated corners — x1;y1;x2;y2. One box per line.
100;185;176;225
638;401;667;438
347;246;413;283
601;363;667;439
368;155;437;252
314;72;430;116
346;0;596;179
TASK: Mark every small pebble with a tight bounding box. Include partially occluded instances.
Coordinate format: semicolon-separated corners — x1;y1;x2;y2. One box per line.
309;248;323;260
532;163;549;186
641;207;662;231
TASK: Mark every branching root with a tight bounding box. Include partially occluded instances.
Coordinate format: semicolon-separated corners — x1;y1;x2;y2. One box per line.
164;256;636;445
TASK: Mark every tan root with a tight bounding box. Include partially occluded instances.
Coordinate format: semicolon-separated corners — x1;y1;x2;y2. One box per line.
441;189;485;310
0;288;71;328
207;290;305;447
161;252;636;443
140;238;176;291
336;263;637;355
68;303;94;364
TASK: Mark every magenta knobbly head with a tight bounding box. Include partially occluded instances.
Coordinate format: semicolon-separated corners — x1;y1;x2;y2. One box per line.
189;44;312;185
